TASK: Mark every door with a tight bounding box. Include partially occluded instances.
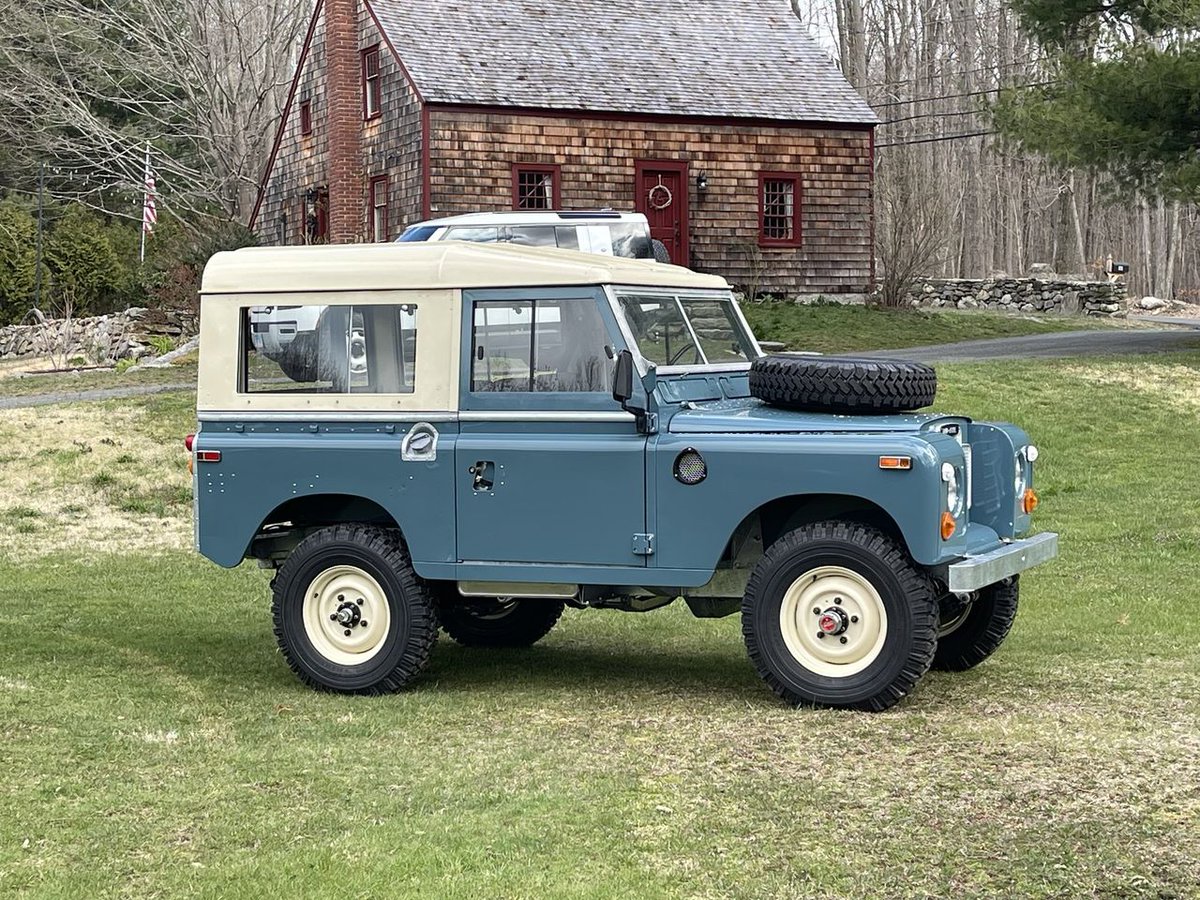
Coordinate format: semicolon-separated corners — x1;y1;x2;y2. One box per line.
635;160;689;266
455;288;649;569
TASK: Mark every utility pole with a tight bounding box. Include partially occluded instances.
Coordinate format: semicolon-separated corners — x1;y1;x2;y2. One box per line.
34;162;44;312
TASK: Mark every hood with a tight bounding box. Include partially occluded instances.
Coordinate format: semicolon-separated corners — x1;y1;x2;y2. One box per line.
666;398;948;435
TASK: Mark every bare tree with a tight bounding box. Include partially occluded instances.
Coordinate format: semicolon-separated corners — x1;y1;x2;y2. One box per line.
0;0;310;225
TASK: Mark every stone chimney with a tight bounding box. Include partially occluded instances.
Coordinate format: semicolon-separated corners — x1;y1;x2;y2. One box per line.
324;0;363;243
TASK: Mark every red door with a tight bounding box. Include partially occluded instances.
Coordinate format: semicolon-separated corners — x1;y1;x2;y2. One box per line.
635;161;689;266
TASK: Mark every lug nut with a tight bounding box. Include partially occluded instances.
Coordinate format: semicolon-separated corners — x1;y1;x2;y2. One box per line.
834;597;842;605
329;614;337;621
850;616;858;623
360;620;369;627
813;607;822;615
840;637;848;644
817;632;826;639
356;599;363;606
338;594;345;602
343;629;352;637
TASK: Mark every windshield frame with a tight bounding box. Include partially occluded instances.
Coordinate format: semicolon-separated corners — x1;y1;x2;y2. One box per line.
607;285;763;376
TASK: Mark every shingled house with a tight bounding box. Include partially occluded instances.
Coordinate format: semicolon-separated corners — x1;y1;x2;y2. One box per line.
249;0;879;296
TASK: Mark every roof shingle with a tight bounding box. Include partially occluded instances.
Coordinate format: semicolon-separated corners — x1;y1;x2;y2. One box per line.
366;0;878;125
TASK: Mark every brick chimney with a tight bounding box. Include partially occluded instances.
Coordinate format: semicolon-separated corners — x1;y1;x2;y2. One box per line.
324;0;363;243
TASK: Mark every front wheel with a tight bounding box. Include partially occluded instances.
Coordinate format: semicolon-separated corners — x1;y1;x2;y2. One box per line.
932;578;1019;671
742;522;938;711
271;525;438;693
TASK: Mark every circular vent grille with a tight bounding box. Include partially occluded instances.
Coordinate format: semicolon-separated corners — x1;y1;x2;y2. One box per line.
674;449;707;485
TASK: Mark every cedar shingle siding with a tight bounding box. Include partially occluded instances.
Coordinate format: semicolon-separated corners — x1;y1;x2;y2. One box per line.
252;0;877;296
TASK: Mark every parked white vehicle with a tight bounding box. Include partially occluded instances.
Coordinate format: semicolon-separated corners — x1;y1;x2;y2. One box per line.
396;211;670;262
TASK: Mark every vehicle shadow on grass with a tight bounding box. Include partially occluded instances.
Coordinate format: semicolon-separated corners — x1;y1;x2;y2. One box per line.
423;641;764;702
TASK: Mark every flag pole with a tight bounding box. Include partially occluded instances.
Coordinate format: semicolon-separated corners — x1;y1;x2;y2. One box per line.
139;141;151;264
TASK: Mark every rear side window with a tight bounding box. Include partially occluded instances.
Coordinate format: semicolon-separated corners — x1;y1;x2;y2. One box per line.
243;304;417;394
396;225;438;242
506;226;558;247
445;227;500;243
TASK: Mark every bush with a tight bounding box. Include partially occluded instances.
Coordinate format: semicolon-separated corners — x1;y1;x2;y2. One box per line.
0;200;41;326
44;205;124;318
143;219;256;312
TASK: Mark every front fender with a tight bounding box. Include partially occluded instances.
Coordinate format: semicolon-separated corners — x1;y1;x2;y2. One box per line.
650;431;965;571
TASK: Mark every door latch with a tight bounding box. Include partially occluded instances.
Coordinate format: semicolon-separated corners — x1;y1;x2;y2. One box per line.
470;461;495;492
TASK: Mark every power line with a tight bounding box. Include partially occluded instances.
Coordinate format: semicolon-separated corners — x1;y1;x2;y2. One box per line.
881;107;984;125
876;130;996;149
870;81;1057;109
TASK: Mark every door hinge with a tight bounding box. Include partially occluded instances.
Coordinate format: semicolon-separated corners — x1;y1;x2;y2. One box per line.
633;533;655;556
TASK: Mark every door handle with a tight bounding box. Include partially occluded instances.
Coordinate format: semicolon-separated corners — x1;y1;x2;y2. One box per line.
470;460;495;492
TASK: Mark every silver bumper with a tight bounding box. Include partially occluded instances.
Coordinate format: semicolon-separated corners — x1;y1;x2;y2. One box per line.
946;532;1059;593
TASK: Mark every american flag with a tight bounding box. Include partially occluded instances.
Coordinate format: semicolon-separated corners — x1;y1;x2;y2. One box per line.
142;145;157;235
139;142;156;263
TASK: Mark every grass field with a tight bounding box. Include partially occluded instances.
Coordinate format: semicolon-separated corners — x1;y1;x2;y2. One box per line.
741;302;1113;354
2;352;1199;898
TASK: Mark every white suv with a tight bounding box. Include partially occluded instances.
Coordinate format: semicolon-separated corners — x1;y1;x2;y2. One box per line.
396;211;669;262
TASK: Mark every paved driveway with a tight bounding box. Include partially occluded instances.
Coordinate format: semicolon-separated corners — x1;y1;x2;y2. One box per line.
865;325;1200;363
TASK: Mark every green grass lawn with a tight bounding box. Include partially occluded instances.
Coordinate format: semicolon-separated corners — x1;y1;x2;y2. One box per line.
2;355;1200;897
741;302;1112;354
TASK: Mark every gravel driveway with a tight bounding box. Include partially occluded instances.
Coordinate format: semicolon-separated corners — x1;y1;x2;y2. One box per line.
865;326;1200;363
0;383;192;411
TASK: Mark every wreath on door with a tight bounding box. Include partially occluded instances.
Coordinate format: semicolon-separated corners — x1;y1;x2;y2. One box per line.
647;179;673;211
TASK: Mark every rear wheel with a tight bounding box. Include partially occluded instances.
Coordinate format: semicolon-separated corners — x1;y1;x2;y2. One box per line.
932;578;1019;671
438;596;565;648
742;522;937;711
271;525;437;693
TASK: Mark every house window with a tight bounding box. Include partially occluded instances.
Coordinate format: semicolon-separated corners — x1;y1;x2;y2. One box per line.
369;176;389;242
299;99;312;136
759;174;802;247
512;164;561;210
362;45;382;119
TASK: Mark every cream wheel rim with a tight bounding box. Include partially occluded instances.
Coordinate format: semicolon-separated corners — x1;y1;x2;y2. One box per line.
938;601;973;637
302;565;392;666
778;565;888;678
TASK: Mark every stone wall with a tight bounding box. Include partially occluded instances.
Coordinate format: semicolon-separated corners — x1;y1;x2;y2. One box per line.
0;308;198;363
909;277;1128;317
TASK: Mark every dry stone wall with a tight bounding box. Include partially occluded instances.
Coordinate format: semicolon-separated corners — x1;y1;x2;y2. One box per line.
0;308;198;362
909;277;1127;317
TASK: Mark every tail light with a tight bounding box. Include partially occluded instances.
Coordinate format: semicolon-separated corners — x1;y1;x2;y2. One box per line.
184;433;195;452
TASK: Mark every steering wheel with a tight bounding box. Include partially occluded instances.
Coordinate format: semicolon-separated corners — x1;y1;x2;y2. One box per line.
667;342;702;366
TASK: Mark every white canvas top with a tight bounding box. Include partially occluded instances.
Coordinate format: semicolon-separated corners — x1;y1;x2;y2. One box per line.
200;241;728;296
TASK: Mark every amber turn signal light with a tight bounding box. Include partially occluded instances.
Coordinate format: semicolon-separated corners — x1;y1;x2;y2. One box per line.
879;456;912;470
1023;488;1039;515
940;511;956;541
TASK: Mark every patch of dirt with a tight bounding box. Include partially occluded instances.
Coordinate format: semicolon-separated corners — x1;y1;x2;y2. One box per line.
0;403;192;561
0;357;59;378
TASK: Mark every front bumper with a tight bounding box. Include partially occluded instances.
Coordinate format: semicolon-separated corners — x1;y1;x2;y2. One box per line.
944;532;1058;593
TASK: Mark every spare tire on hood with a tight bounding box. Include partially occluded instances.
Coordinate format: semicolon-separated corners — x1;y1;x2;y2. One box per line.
749;355;937;415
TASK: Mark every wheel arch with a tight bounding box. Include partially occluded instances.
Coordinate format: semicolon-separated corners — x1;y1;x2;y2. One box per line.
245;493;404;564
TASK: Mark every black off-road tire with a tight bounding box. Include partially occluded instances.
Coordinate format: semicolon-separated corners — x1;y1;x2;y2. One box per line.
271;525;438;694
742;522;938;711
438;595;565;648
749;355;937;414
933;577;1019;672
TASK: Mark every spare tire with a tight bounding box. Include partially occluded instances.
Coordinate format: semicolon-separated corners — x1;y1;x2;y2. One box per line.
749;355;937;414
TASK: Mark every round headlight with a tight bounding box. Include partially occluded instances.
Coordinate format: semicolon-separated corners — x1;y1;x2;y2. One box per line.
1026;445;1039;463
1015;452;1028;497
942;462;964;517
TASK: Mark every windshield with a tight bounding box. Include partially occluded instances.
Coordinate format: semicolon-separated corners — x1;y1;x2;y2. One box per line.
615;291;758;367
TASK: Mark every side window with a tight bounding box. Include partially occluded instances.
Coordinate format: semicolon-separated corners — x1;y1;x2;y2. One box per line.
243;304;417;394
554;226;581;251
507;225;558;247
471;299;612;393
445;226;500;243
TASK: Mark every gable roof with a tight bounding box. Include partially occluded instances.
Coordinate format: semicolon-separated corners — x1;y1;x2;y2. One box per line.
366;0;877;125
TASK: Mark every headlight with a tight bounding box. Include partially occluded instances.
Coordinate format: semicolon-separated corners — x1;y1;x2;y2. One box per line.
1015;449;1030;497
942;462;965;518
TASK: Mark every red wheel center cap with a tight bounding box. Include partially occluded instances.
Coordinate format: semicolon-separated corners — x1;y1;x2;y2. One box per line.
818;612;842;634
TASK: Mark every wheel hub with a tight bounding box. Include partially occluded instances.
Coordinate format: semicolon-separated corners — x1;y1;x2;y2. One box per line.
302;565;391;666
779;566;889;678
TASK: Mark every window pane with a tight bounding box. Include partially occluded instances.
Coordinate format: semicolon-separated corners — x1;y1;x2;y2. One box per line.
533;300;611;392
617;295;701;367
516;170;554;210
472;301;533;392
763;179;796;241
244;304;417;394
397;225;438;242
554;226;580;251
609;222;653;259
679;298;753;364
446;226;500;243
507;225;558;247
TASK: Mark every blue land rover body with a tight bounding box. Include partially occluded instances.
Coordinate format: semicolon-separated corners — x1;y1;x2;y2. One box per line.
192;242;1056;711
